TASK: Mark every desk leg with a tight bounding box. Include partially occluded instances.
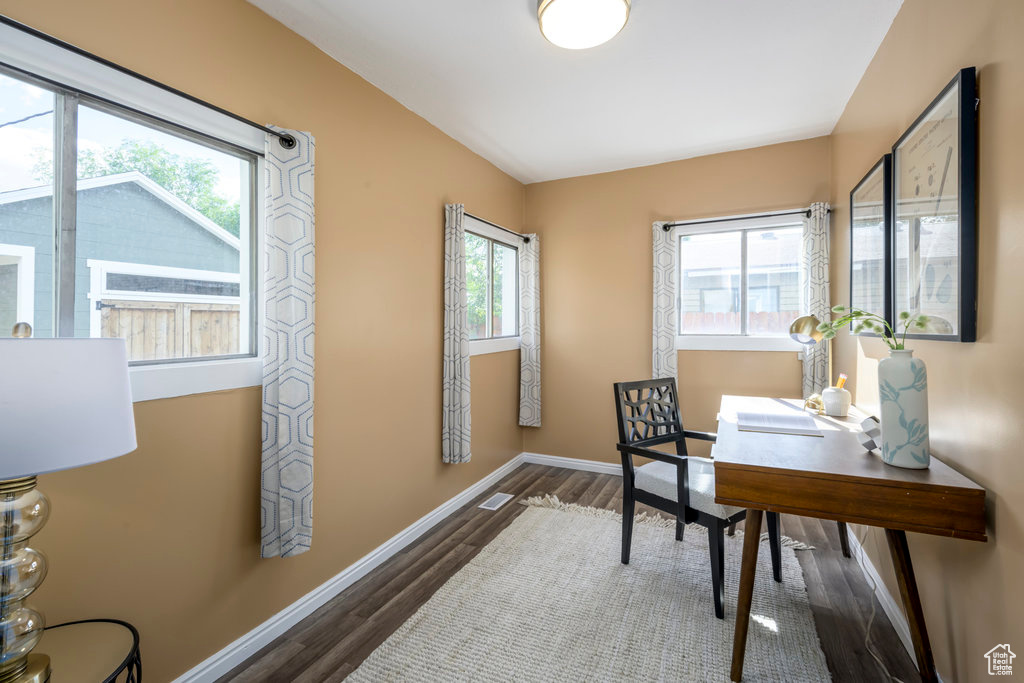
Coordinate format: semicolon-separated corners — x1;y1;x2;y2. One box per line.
730;508;763;682
885;528;937;682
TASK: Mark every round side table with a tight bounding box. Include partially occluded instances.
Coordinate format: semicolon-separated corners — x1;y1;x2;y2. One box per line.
36;619;141;682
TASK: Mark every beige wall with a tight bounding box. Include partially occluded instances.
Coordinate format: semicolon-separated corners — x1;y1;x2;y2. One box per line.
830;1;1024;679
0;1;526;680
523;137;828;461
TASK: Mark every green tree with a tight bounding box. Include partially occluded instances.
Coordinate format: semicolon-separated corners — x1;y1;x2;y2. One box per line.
465;233;488;338
33;139;241;236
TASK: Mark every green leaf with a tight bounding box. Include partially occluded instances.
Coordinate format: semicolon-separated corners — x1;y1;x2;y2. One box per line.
831;305;847;313
899;311;910;320
816;323;830;332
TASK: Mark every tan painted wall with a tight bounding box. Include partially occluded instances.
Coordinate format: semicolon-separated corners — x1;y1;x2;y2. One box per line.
830;1;1024;679
522;138;827;462
0;1;526;680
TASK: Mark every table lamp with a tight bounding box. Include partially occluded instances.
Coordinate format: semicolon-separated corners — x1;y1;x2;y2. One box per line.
0;325;136;683
789;315;829;413
788;315;824;345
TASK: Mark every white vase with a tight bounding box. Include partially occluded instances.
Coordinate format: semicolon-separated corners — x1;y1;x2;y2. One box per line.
821;387;852;417
878;349;930;469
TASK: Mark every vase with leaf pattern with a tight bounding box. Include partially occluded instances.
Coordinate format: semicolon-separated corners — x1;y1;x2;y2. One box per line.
878;349;930;469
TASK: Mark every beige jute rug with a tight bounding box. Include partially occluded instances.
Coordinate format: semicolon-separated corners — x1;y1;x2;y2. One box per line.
345;495;830;682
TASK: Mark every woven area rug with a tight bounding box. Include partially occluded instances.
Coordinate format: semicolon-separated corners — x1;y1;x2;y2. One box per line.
345;496;830;682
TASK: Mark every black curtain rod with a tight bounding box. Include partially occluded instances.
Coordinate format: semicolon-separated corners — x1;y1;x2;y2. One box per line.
465;212;530;243
662;208;831;231
0;15;296;149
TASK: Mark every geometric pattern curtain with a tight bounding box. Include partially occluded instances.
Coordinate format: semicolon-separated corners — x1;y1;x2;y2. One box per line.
261;128;315;558
652;221;678;379
518;234;541;427
442;203;472;463
801;202;831;398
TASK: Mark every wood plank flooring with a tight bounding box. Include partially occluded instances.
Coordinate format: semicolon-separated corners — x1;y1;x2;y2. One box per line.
220;464;919;682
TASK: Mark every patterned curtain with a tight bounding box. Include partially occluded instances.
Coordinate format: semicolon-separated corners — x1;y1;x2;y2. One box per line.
443;204;471;463
519;235;541;427
261;128;316;559
652;222;678;379
801;203;831;397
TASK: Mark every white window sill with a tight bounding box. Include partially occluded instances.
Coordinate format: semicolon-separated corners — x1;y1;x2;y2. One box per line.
130;356;262;402
469;337;520;356
675;335;803;352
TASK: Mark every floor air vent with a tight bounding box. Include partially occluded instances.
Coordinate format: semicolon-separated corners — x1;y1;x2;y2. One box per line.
478;492;514;511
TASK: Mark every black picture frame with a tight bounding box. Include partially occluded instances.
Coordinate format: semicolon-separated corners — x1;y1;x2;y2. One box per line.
849;154;892;337
891;67;978;342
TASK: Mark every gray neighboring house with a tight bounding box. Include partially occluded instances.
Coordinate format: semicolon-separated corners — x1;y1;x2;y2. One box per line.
0;171;241;356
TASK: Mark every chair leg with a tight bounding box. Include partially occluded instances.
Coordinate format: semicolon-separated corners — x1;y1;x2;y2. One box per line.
709;521;726;619
837;521;852;558
727;522;737;536
621;488;635;565
676;518;684;541
766;511;782;583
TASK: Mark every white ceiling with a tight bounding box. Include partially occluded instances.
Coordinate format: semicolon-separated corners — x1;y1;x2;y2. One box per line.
249;0;903;184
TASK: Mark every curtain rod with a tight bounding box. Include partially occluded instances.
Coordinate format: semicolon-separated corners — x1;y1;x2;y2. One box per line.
465;212;530;243
0;15;296;149
661;208;830;231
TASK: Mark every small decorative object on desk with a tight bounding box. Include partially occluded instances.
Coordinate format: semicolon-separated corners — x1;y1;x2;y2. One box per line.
817;306;931;469
821;373;852;418
858;416;881;452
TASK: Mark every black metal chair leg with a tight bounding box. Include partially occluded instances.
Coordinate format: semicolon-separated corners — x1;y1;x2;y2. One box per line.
767;511;782;583
837;521;851;558
709;521;726;619
676;518;684;541
622;488;635;564
727;522;737;536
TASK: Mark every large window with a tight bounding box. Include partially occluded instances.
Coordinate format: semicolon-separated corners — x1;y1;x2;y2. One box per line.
677;214;803;350
0;68;257;363
464;216;518;343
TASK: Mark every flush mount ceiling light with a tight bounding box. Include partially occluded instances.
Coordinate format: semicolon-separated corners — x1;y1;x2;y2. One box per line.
538;0;631;50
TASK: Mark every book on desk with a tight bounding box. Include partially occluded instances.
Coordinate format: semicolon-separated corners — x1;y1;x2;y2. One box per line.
735;410;823;437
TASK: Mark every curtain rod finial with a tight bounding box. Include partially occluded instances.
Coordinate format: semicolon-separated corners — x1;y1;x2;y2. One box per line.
279;134;297;149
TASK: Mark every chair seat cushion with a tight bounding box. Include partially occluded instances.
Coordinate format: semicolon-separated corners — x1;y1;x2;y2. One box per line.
634;457;743;520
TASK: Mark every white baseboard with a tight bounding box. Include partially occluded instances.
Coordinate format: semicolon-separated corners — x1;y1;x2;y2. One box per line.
521;452;622;476
173;453;528;682
843;527;936;677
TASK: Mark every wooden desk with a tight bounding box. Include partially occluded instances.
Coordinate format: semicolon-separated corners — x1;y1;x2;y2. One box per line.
713;396;986;682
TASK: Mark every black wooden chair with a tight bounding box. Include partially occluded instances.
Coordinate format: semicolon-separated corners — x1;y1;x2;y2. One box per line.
613;377;783;619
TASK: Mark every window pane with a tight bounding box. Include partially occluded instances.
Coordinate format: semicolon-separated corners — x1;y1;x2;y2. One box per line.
851;175;887;321
76;105;252;361
746;227;801;335
106;273;240;297
680;231;741;334
465;232;488;340
492;242;517;337
0;73;56;338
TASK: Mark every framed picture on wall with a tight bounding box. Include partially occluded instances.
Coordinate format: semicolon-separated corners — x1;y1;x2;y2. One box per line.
850;154;892;336
891;66;978;342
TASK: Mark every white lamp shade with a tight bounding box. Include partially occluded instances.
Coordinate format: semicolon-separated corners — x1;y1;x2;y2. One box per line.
0;338;137;479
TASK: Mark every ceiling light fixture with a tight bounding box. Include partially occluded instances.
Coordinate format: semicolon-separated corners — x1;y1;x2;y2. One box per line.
538;0;631;50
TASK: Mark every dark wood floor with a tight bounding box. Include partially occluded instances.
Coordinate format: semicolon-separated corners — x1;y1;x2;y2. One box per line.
220;464;919;682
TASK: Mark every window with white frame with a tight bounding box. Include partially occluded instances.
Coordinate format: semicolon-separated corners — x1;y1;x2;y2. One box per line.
0;59;258;363
464;215;518;344
675;213;803;351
